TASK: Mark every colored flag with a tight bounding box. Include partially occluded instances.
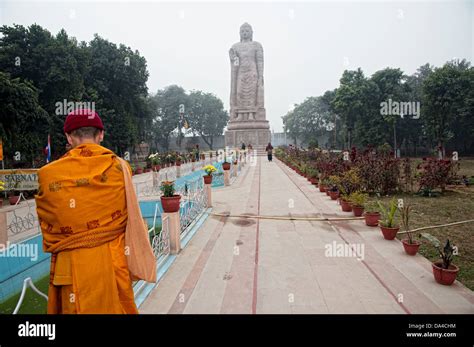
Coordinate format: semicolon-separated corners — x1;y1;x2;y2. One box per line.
0;138;3;161
44;135;51;163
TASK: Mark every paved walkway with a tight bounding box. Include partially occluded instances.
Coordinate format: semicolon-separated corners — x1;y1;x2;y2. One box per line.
140;157;474;314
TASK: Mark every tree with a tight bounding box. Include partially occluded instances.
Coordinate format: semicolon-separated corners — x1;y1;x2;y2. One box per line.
0;72;49;166
422;59;473;156
187;91;228;149
370;67;407;154
332;68;370;148
149;85;189;151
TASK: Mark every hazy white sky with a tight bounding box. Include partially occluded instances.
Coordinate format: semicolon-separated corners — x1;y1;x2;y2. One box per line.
1;0;472;131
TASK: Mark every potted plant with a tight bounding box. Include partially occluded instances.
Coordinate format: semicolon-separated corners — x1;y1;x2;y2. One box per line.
8;179;21;205
377;199;399;240
149;153;161;171
421;234;459;285
203;165;217;184
135;165;143;175
8;191;21;205
348;191;367;217
319;177;329;193
176;154;183;166
0;180;4;208
160;181;181;213
222;150;231;170
328;185;339;200
364;201;381;227
306;166;319;185
400;204;420;255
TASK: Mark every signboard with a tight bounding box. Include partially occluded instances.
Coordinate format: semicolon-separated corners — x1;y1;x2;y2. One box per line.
0;169;39;191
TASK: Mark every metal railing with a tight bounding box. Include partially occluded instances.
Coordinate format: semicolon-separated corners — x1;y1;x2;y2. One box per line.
178;175;207;239
7;193;38;236
12;277;48;314
149;203;171;268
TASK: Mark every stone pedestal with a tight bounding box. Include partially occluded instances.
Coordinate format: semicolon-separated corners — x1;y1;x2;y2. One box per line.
205;183;212;208
162;212;181;254
224;170;230;186
0;211;7;246
225;128;271;148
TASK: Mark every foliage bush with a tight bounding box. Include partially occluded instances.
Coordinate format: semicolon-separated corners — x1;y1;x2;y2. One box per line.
417;158;460;194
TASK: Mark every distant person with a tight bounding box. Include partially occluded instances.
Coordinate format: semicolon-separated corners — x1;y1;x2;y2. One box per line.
265;142;274;162
248;144;253;152
241;142;246;150
195;144;200;161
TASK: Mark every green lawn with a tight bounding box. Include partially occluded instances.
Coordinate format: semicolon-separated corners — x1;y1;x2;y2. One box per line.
0;275;49;314
366;158;474;290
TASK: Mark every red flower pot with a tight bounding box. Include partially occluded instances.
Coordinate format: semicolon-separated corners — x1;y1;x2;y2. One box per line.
364;212;380;227
340;199;352;212
325;190;330;196
222;162;231;170
402;239;421;256
135;168;143;174
161;195;181;213
380;226;400;240
310;178;318;185
203;175;213;184
153;165;161;171
319;185;326;192
176;161;182;166
352;205;364;217
307;177;312;182
432;262;459;285
329;191;339;200
9;195;20;205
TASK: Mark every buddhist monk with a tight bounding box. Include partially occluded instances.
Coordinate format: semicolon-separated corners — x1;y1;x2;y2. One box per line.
35;109;138;314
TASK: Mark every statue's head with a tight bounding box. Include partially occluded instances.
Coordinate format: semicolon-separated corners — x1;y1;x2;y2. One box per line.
240;23;253;42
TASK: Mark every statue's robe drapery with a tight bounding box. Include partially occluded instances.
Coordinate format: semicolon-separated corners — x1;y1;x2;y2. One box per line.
229;40;265;119
35;143;138;314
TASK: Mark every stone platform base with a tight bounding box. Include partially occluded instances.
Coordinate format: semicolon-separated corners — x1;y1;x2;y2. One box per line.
225;129;271;147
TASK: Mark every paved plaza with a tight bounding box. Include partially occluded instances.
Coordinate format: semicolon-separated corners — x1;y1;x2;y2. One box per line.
140;157;474;314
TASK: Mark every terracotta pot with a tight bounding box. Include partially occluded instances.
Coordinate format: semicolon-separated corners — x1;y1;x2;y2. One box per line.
310;178;318;185
307;177;312;182
319;185;326;193
203;175;212;184
161;195;181;213
222;162;231;170
340;199;352;212
9;195;20;205
329;191;339;200
325;190;330;196
352;205;364;217
380;226;400;240
432;262;459;285
136;168;143;174
153;165;161;171
402;239;421;256
364;212;380;227
176;161;181;166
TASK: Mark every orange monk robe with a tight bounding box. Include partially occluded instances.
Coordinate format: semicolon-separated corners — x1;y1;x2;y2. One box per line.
35;143;138;314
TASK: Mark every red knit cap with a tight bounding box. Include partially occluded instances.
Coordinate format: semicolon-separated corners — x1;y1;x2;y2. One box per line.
63;109;104;133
